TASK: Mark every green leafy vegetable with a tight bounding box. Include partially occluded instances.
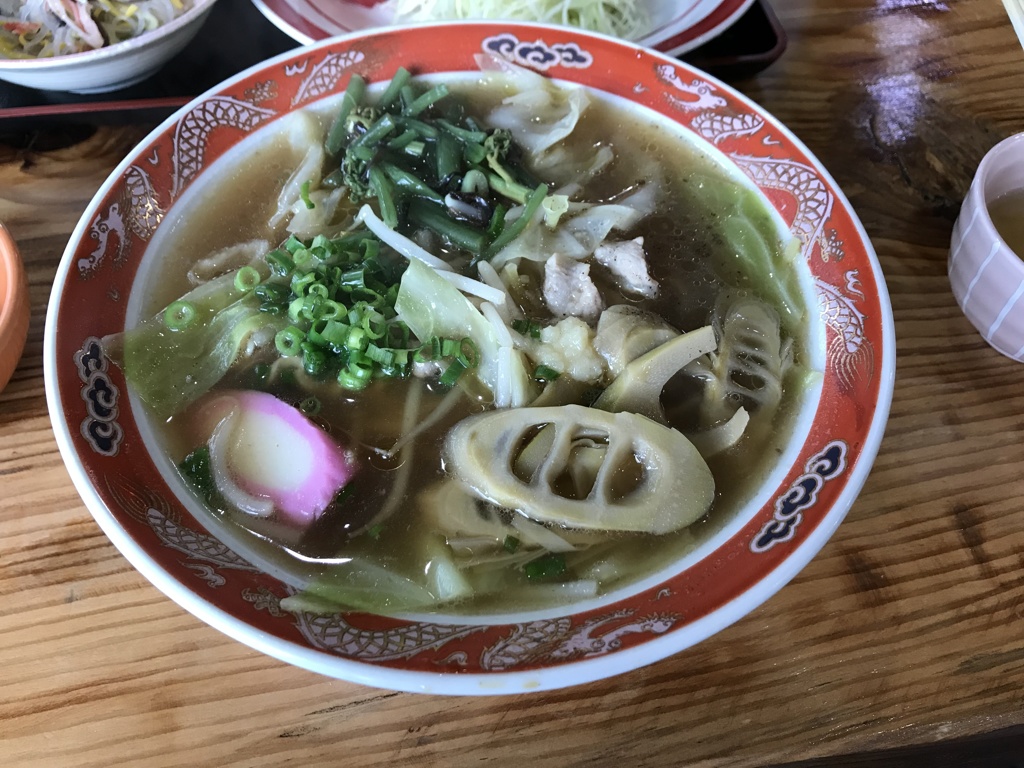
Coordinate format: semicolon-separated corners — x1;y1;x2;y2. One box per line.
163;300;196;331
524;553;567;581
179;445;225;510
324;69;551;259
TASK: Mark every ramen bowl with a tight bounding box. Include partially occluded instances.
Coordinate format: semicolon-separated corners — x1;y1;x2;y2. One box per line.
0;0;219;93
45;22;894;695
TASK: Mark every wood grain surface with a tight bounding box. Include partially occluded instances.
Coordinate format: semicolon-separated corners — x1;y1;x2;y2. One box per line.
4;1;1024;766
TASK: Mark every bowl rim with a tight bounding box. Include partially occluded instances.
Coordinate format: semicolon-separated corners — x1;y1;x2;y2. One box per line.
44;20;897;695
0;0;218;71
972;132;1024;215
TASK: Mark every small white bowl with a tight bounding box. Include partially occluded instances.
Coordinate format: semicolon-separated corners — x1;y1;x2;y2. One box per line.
0;0;219;93
949;132;1024;360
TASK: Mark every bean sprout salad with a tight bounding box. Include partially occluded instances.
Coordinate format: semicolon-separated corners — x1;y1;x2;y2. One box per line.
0;0;193;58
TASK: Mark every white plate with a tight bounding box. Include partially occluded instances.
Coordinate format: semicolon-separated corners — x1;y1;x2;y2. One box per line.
250;0;755;56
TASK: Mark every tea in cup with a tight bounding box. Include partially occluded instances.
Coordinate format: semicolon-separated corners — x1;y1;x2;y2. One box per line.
949;132;1024;360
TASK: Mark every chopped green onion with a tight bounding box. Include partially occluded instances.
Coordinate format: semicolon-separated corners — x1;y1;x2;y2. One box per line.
414;335;443;363
346;325;368;352
163;300;197;331
361;311;386;340
457;337;480;368
534;364;561;382
319;319;349;349
275;326;304;356
342;355;375;387
301;293;325;321
290;271;316;296
338;368;369;391
266;249;295;277
283;234;305;254
512;319;542;339
320;299;345;320
299;180;315;210
233;266;261;292
503;535;520;554
340;267;365;287
438;358;468;387
303;346;328;377
365;343;395;366
524;553;567;581
379;361;409;378
254;282;289;302
387;322;411;348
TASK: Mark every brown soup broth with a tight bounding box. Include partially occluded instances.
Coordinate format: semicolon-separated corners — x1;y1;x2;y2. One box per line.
142;77;812;615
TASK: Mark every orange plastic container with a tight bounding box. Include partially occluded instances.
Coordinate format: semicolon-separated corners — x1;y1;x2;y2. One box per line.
0;222;29;393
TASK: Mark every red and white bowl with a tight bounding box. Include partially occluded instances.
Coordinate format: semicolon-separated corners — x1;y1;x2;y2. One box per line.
44;22;894;695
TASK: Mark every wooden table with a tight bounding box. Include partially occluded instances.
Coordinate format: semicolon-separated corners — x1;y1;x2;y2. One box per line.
3;1;1024;765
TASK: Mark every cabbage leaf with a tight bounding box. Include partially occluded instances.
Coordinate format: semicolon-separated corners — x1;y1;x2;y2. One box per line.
279;559;440;614
104;271;285;419
689;174;805;327
395;259;500;384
